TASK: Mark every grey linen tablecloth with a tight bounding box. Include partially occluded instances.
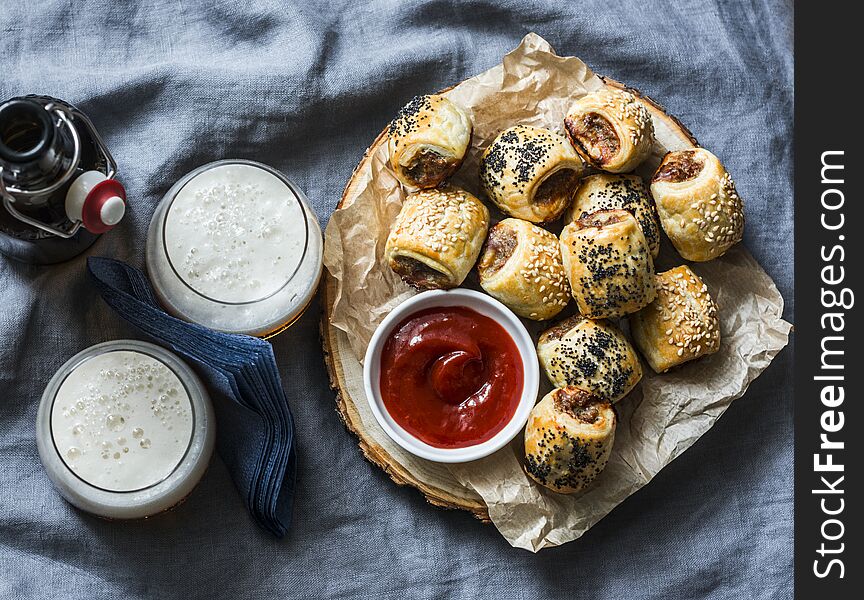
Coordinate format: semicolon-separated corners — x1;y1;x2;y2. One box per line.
0;1;793;598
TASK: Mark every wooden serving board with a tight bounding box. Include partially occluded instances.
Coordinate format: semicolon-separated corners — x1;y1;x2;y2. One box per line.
320;77;698;521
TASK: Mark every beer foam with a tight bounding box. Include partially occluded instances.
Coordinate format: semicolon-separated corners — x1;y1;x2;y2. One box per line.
163;163;306;304
50;350;193;492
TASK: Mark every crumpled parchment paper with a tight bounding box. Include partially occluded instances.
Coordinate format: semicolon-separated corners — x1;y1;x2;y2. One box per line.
323;33;791;552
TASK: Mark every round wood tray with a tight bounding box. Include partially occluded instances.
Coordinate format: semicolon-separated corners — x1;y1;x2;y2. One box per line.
320;76;698;521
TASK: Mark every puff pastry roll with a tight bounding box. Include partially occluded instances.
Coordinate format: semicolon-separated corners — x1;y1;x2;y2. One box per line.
649;148;744;262
385;187;489;290
388;94;473;189
477;218;570;321
479;125;584;223
564;88;654;173
559;209;656;319
524;386;616;494
631;265;720;373
537;315;642;403
565;173;661;258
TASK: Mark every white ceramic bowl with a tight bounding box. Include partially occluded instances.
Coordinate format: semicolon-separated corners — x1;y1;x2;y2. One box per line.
363;289;540;463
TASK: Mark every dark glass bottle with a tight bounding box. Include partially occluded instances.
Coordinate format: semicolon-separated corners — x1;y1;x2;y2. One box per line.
0;95;126;264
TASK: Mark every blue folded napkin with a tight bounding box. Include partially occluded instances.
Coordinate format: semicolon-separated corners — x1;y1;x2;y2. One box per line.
87;257;295;538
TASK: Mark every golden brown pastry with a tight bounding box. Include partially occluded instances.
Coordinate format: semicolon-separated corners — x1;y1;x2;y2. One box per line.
559;209;656;319
565;173;661;258
388;94;473;189
477;218;570;320
524;386;616;494
630;265;721;373
564;89;654;173
385;187;489;289
479;125;584;223
537;315;642;403
649;148;744;262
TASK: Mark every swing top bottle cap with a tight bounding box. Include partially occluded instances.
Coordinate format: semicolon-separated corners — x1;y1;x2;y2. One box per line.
65;170;126;234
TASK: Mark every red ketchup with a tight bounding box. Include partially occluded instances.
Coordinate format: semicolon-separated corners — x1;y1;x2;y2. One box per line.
379;306;524;449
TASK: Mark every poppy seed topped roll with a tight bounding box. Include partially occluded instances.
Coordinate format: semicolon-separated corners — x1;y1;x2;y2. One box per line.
524;386;616;494
564;89;654;173
559;209;656;319
479;125;584;223
388;94;473;189
537;315;642;403
565;173;661;258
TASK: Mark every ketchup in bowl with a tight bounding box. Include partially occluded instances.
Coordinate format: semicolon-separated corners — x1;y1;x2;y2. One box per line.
379;306;524;449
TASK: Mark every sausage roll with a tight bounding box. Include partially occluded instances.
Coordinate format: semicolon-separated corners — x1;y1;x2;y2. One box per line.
477;218;570;320
388;94;473;189
524;386;616;494
559;209;656;319
630;265;721;373
564;89;654;173
537;315;642;403
479;125;584;223
385;187;489;290
565;173;661;258
649;148;744;262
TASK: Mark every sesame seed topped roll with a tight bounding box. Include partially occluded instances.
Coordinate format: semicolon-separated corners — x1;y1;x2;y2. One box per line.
564;89;654;173
385;187;489;290
479;125;585;223
388;94;473;189
565;173;661;258
524;386;616;494
630;265;720;373
477;218;570;321
650;148;744;262
559;209;656;319
537;315;642;403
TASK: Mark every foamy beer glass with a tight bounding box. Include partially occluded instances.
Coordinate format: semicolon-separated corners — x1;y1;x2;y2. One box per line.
145;160;323;338
36;340;215;519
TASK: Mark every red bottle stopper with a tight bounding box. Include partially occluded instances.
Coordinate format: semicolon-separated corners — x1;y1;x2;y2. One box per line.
65;171;126;234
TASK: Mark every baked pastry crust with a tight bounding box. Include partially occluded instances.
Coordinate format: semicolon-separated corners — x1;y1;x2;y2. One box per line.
559;209;656;319
477;218;570;320
565;173;661;258
630;265;720;373
537;315;642;403
564;89;654;173
385;187;489;289
479;125;584;223
649;148;744;262
524;386;616;494
388;94;473;189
